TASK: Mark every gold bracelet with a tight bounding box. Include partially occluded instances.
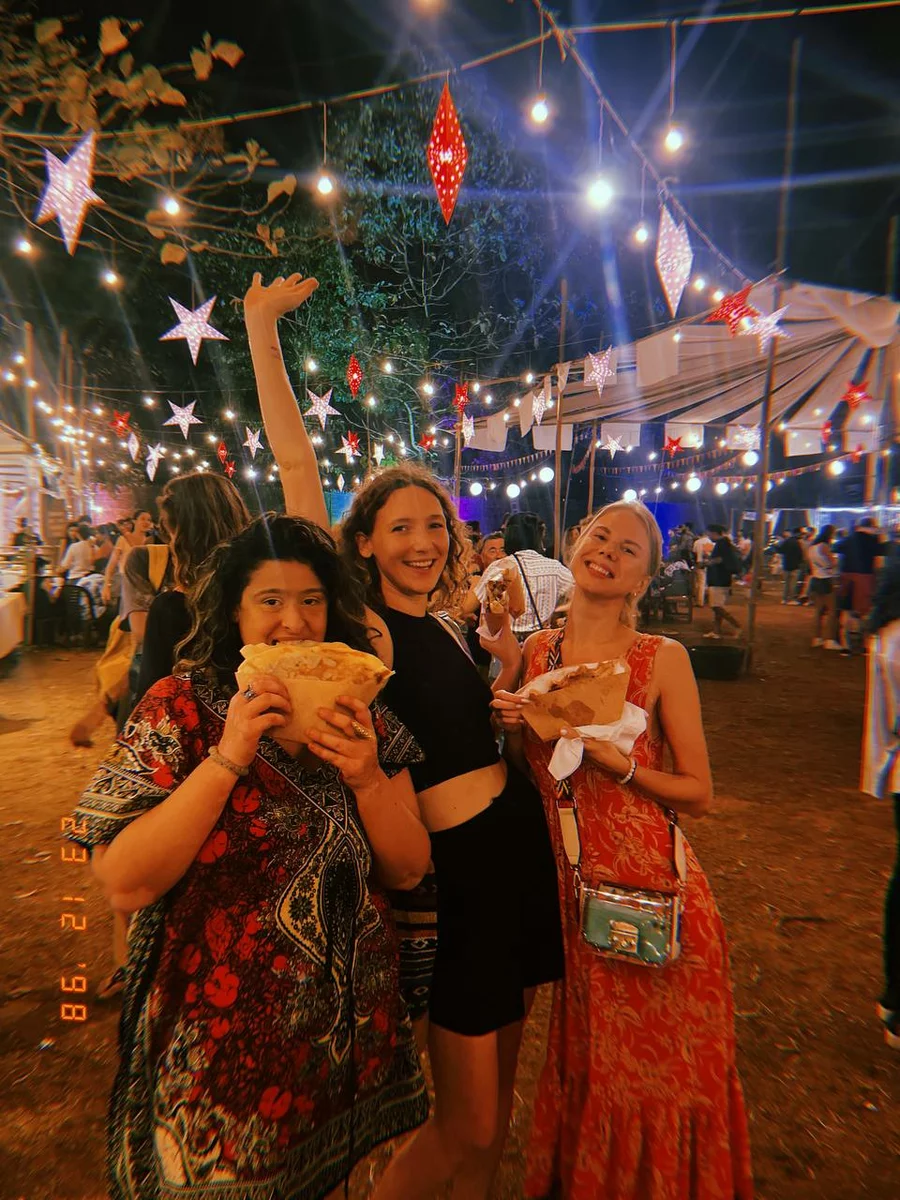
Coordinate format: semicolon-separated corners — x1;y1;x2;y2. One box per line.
208;745;250;777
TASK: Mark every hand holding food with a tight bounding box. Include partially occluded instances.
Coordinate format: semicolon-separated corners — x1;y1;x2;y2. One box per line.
306;696;383;791
482;566;526;635
219;674;291;768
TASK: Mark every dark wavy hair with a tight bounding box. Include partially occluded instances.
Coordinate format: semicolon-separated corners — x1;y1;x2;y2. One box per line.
158;472;251;591
339;465;470;612
503;511;546;554
176;514;372;683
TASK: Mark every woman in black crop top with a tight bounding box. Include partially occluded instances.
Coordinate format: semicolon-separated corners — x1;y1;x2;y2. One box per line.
340;467;563;1200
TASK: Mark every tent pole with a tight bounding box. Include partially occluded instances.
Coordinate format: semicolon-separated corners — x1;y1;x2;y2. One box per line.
587;420;598;516
746;37;802;666
553;278;569;558
452;411;462;502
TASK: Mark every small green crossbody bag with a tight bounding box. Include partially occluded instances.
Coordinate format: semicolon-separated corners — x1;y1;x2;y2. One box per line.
556;794;686;968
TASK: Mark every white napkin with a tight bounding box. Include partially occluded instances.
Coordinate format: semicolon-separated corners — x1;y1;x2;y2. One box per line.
547;702;648;781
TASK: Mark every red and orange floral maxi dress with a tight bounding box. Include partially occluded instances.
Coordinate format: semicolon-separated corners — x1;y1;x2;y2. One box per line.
523;631;753;1200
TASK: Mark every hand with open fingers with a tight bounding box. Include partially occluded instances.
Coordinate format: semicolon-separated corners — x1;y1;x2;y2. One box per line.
305;696;383;792
218;674;292;769
491;689;529;733
243;272;319;322
561;727;631;776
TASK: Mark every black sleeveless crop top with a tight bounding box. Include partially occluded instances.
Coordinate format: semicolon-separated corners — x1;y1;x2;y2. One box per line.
379;607;501;792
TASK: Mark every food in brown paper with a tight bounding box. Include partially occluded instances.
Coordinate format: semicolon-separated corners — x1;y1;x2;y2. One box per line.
236;640;392;745
482;566;526;633
517;659;630;741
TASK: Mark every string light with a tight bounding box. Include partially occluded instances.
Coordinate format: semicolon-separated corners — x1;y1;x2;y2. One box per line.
829;460;846;476
716;481;729;495
663;126;685;154
15;237;33;256
742;450;759;467
633;222;650;246
469;482;483;497
586;175;614;210
382;360;393;374
143;395;155;407
506;483;521;498
623;488;638;502
306;358;318;372
472;382;481;394
686;475;702;493
102;268;120;289
422;381;435;396
530;96;550;125
539;466;554;483
485;394;493;405
162;195;181;216
692;277;707;292
13;354;24;366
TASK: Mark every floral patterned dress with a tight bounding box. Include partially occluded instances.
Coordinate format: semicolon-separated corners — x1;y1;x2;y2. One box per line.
523;631;753;1200
70;672;428;1200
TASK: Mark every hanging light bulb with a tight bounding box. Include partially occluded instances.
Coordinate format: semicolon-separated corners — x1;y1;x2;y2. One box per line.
316;171;335;197
469;482;483;497
306;358;318;372
506;483;521;499
161;195;181;216
586;175;614;211
742;450;759;467
664;125;685;154
715;481;729;496
539;466;554;483
712;288;725;304
622;489;638;503
102;268;120;289
530;95;550;126
692;277;707;292
829;459;846;477
686;475;702;493
633;222;650;246
15;237;34;256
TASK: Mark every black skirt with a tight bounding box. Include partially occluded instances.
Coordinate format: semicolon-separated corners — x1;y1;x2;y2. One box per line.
427;764;564;1037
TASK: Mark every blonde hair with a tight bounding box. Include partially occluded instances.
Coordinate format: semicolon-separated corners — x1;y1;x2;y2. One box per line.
575;501;663;628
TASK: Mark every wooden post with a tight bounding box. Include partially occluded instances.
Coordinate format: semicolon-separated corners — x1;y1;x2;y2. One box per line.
586;420;598;516
453;411;463;502
746;38;801;667
553;278;569;558
23;322;36;647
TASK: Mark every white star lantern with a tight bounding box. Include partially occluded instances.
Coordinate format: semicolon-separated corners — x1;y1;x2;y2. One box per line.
603;435;624;460
243;427;264;459
655;205;693;318
462;412;475;445
373;443;386;466
35;131;103;255
127;431;141;462
160;297;228;365
339;435;359;464
146;443;165;482
585;348;613;397
163;399;203;439
304;387;340;430
557;361;571;394
337;473;346;492
745;307;790;355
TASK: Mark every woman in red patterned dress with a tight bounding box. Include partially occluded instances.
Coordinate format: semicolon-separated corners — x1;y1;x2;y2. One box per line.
492;501;753;1199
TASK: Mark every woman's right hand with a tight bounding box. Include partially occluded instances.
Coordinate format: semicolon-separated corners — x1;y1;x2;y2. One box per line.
218;674;292;768
491;689;529;733
243;272;319;324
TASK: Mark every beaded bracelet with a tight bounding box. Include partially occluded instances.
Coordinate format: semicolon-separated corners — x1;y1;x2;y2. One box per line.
208;745;250;777
618;757;638;786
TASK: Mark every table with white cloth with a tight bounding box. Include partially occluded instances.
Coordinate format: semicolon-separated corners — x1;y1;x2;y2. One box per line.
0;591;26;659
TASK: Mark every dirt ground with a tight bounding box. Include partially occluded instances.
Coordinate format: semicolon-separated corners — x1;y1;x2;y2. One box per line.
1;592;898;1200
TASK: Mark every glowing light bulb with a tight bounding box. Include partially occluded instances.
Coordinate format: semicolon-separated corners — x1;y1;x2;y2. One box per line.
469;482;483;497
316;172;335;197
530;96;550;126
383;360;393;374
224;409;235;420
539;466;554;483
664;126;685;154
623;489;638;502
422;381;434;396
742;450;759;467
506;483;521;499
102;269;120;288
692;277;707;292
633;222;650;246
715;482;729;496
367;396;377;407
829;459;845;477
162;195;181;216
686;475;702;493
15;237;33;256
586;176;614;211
306;358;318;372
472;382;481;394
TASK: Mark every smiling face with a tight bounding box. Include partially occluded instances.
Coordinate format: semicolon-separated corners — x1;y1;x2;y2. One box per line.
134;511;154;536
235;559;329;647
571;507;654;602
356;485;450;610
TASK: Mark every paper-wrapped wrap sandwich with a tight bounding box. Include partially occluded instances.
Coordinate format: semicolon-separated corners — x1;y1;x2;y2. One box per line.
516;659;630;741
236;640;392;745
482;565;526;634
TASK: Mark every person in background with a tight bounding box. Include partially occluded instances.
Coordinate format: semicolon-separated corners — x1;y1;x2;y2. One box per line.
102;509;154;608
862;554;900;1049
736;530;753;580
837;517;889;654
704;524;743;639
60;523;101;582
57;520;80;569
807;525;842;650
477;511;574;640
12;516;42;548
693;527;714;606
478;530;506;573
91;524;116;575
677;521;696;564
775;527;806;604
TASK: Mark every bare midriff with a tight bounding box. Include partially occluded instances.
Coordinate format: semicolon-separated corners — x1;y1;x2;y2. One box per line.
416;760;508;833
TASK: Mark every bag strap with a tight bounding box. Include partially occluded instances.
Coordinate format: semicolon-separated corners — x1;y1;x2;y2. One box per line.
147;544;170;592
431;611;475;662
511;552;544;630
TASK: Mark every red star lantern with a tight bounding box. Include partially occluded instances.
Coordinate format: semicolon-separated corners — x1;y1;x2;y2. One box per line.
216;440;228;464
419;433;437;451
344;431;360;456
453;382;469;413
704;285;760;336
427;83;468;225
820;419;833;444
851;444;865;463
223;459;235;478
110;410;131;438
346;354;363;399
664;435;683;456
842;378;871;411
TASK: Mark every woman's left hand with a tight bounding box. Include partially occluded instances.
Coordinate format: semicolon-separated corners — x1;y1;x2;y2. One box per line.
560;727;631;776
306;697;383;792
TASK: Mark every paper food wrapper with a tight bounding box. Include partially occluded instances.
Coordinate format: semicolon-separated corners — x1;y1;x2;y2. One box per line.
546;703;648;781
236;640;392;745
517;659;631;742
482;565;526;635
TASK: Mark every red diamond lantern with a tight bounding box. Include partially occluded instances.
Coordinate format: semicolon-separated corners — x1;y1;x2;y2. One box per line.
453;382;469;413
223;459;235;478
346;354;363;399
842;378;871;411
110;410;131;438
216;440;228;465
427;83;468;225
704;285;760;336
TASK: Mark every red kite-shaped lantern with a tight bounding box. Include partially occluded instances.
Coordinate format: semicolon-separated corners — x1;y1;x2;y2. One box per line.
346;354;363;399
427;83;468;225
216;440;228;465
453;382;469;413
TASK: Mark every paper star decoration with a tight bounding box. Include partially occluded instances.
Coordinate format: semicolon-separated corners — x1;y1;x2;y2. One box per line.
705;285;759;336
585;348;613;397
453;382;469;413
223;460;236;479
339;433;360;463
160;297;228;365
146;443;165;482
851;444;865;463
243;427;264;459
110;410;131;438
533;377;552;426
418;433;437;451
821;420;833;445
603;435;624;460
127;431;141;462
664;435;683;456
346;354;363;398
373;443;385;466
427;83;468;225
745;306;790;355
842;379;871;411
462;412;475;445
35;131;103;255
304;387;340;430
655;205;693;318
216;440;228;465
163;399;203;440
337;473;345;492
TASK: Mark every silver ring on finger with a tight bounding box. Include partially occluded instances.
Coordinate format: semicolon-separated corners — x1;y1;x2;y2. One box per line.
242;685;256;701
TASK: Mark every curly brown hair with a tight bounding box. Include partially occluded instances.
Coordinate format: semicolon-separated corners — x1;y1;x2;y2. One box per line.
176;514;372;683
158;472;250;591
339;466;471;613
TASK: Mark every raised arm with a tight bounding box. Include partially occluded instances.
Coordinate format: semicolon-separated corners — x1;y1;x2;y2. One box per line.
243;272;328;528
